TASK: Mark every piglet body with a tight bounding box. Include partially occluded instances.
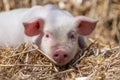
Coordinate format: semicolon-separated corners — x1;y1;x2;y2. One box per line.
0;9;26;45
0;4;97;66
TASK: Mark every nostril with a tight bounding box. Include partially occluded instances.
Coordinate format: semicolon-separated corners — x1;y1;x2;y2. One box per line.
54;54;59;57
64;54;68;58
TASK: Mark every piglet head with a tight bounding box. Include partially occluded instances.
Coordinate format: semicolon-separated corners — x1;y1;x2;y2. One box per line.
23;15;97;66
41;16;97;66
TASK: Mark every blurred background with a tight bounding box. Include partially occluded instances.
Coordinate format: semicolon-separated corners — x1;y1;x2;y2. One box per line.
0;0;120;47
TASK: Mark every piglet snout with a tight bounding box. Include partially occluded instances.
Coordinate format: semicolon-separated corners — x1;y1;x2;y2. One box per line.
53;48;69;63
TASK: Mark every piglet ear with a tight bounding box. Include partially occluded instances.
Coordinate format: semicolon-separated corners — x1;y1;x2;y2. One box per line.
23;19;44;36
75;16;98;35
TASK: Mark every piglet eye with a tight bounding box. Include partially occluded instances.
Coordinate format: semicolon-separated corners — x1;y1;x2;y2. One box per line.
44;31;53;38
70;34;75;39
45;34;49;38
68;31;76;40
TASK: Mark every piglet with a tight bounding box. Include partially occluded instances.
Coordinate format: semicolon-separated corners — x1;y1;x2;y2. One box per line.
0;4;97;66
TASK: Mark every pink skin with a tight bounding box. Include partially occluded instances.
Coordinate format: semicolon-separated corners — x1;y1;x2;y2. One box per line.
53;48;69;63
42;30;74;64
23;17;97;66
23;5;97;66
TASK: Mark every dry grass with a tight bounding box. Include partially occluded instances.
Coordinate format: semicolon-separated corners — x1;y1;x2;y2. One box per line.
0;41;120;80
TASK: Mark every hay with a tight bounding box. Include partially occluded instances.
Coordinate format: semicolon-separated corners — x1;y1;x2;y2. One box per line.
0;41;120;80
